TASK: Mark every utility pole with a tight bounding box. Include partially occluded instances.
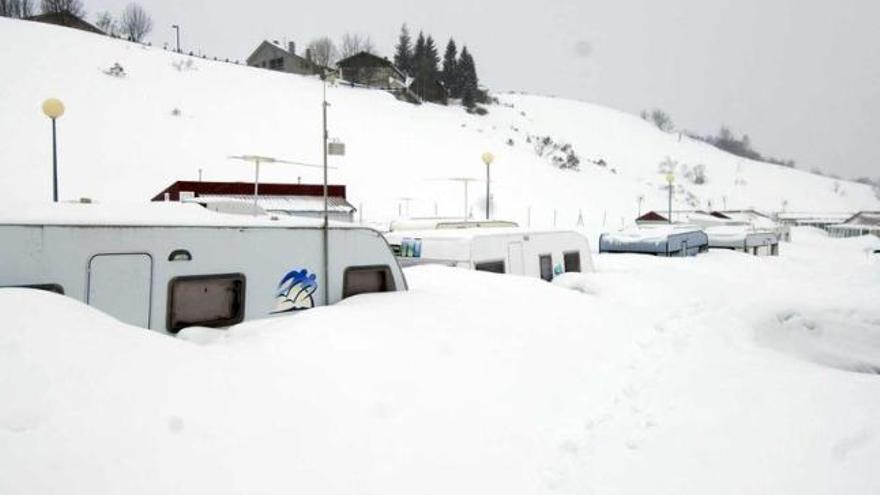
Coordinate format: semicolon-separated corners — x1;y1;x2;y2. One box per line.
322;75;329;306
172;25;180;53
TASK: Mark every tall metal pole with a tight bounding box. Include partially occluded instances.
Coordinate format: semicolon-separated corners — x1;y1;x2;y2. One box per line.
322;77;329;306
51;117;58;202
253;158;260;216
485;163;490;220
463;181;468;220
172;25;180;53
668;182;673;224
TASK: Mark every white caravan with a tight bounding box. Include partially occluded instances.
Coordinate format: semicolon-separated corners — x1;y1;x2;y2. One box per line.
0;202;406;334
389;217;519;232
384;227;593;280
704;225;780;255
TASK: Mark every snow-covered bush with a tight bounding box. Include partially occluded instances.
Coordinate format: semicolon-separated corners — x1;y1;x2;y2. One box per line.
531;135;580;171
681;163;707;185
103;62;126;77
172;59;197;72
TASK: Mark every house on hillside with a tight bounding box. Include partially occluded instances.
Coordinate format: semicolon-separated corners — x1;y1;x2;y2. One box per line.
152;181;357;222
246;40;322;76
336;52;421;104
26;10;104;35
827;211;880;238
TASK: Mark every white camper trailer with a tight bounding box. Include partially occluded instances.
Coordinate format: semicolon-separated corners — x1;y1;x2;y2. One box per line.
384;227;593;280
389;217;519;232
0;203;407;334
704;225;780;255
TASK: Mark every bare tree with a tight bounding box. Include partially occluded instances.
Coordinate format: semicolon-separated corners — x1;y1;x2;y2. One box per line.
306;36;338;67
40;0;83;17
339;32;375;59
94;10;116;35
1;0;35;17
120;3;152;42
649;109;674;132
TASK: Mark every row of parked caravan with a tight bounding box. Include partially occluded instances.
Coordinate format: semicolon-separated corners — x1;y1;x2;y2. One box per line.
599;210;785;257
0;203;594;336
0;203;785;338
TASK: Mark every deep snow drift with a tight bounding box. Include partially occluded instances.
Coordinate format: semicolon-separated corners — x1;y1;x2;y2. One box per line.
1;228;879;495
1;16;877;239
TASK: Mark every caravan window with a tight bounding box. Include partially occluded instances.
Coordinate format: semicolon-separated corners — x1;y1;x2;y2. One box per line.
539;254;553;281
167;274;245;332
563;251;581;273
474;260;505;274
343;266;396;299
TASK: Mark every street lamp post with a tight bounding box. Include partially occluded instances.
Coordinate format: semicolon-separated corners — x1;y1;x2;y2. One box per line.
42;98;65;202
665;172;675;224
481;152;494;219
171;24;180;53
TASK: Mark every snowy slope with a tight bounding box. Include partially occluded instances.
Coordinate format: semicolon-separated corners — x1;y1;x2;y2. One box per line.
1;229;879;495
1;17;877;236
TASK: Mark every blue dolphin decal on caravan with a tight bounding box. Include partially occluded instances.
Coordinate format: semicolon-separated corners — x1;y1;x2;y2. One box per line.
273;269;318;313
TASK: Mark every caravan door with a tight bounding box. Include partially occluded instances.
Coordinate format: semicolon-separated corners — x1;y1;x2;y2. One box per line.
507;242;524;275
87;253;153;328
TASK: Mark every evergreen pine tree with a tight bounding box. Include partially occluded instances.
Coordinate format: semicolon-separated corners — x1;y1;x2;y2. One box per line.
412;31;427;98
393;24;413;75
441;38;459;98
458;46;478;108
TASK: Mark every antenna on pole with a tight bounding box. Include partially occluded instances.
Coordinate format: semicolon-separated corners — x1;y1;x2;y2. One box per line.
228;154;330;216
428;177;479;221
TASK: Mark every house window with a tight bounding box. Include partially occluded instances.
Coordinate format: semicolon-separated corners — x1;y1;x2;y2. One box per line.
474;260;505;274
539;254;554;281
563;251;581;273
269;57;283;70
167;274;245;332
343;266;395;299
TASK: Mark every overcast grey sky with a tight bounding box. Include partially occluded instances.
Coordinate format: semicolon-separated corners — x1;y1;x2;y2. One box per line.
89;0;879;178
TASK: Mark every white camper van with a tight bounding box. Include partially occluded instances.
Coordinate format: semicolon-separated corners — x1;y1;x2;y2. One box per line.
0;203;406;334
384;227;593;280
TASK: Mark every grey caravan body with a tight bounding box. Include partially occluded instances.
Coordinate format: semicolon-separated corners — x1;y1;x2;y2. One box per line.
599;225;709;256
0;203;406;334
384;227;593;280
704;226;779;256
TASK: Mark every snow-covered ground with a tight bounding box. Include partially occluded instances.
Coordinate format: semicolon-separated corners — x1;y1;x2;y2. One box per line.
2;227;879;495
1;16;878;243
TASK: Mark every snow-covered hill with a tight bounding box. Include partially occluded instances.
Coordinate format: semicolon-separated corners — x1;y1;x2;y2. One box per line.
1;17;877;234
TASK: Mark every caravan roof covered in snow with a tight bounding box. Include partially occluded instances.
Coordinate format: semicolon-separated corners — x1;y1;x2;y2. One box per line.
599;225;709;256
0;202;362;229
704;225;779;249
389;218;519;231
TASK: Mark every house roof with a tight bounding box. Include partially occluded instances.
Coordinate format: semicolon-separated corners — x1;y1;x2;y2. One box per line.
841;211;880;226
246;40;313;66
151;181;347;202
337;51;406;79
635;211;669;222
26;10;104;35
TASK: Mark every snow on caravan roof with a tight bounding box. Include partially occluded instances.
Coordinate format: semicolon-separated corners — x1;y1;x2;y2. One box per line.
384;226;577;243
704;225;777;247
601;224;705;244
0;202;362;229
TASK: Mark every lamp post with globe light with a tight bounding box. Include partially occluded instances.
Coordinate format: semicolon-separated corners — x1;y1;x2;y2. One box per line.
42;98;65;202
482;152;495;219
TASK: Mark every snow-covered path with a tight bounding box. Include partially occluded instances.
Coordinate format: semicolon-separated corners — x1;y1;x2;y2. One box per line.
1;228;879;494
